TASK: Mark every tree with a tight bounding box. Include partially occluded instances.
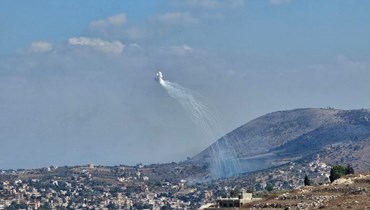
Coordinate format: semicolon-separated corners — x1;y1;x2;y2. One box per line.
345;164;354;175
330;164;356;183
304;175;311;186
329;165;346;183
265;183;274;192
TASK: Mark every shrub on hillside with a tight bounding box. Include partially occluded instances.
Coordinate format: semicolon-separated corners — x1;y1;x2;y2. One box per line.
304;175;311;186
329;165;355;183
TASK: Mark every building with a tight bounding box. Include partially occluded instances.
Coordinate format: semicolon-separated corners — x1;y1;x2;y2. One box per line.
216;192;258;208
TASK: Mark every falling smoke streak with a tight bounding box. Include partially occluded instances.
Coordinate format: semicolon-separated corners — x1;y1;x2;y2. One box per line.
158;77;240;178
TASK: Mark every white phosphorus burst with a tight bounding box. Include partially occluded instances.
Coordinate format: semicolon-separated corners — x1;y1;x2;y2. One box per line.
158;75;240;178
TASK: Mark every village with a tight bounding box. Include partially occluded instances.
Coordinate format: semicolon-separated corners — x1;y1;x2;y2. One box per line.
0;156;332;210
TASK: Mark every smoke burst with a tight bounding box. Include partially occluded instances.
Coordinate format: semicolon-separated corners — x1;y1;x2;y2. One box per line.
158;73;240;178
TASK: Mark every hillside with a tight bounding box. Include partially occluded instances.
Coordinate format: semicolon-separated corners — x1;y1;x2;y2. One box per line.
192;108;370;173
243;173;370;209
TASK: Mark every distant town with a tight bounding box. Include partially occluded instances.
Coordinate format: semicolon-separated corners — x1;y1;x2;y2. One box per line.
0;155;333;210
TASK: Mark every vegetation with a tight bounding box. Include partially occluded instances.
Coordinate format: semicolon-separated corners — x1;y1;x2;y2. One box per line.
5;202;27;210
329;165;355;183
304;175;311;186
345;164;355;175
265;183;274;192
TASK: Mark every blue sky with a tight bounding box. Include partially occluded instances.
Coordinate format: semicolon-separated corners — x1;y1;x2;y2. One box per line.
0;1;166;53
1;0;370;169
2;0;370;56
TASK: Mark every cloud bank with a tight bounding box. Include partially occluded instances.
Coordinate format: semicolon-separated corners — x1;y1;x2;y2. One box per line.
68;37;124;54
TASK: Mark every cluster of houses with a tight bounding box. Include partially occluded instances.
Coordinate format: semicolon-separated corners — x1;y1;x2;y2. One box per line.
0;156;334;210
0;165;209;209
254;156;331;191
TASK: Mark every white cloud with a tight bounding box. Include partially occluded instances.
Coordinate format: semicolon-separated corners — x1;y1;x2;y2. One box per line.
182;44;193;52
161;44;194;56
89;13;127;29
30;41;53;53
156;12;198;25
68;37;124;54
336;55;366;69
270;0;293;5
107;13;127;25
173;0;245;9
129;43;141;49
89;13;141;41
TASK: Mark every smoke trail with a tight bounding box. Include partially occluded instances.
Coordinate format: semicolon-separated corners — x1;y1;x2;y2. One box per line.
158;77;240;178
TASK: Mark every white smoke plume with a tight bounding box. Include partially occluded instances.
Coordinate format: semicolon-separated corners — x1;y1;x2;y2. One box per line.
158;73;240;178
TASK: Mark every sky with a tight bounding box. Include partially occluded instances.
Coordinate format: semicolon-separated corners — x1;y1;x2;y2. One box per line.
1;0;370;169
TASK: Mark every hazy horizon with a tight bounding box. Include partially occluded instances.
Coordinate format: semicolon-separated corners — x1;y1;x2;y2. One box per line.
1;0;370;169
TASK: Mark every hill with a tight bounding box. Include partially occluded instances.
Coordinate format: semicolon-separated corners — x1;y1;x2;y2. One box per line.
243;172;370;209
192;108;370;173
